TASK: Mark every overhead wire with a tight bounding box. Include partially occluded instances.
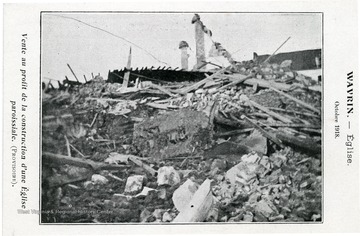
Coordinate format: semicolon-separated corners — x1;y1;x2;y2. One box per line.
51;14;170;66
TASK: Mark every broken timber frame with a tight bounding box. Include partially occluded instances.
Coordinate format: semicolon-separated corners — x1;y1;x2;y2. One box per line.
173;66;230;95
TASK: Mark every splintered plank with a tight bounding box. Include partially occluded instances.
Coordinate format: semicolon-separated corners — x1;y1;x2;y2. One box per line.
128;155;157;177
146;102;171;110
220;74;293;91
243;78;292;91
233;114;285;148
42;152;129;171
268;107;320;118
67;63;80;82
173;66;229;95
218;74;251;90
148;82;177;97
269;86;321;114
249;100;293;123
214;128;254;138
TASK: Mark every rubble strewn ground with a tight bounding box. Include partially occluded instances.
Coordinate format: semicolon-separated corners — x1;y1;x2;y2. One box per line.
41;60;321;223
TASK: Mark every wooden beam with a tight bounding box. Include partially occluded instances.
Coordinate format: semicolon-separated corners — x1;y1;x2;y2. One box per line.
174;67;229;95
64;135;71;157
148;82;176;97
269;86;321;114
83;74;88;83
42;152;129;171
249;100;293;123
263;37;291;64
145;102;178;110
268;107;320;118
201;60;223;69
218;74;251;90
275;130;321;154
128;155;157;177
214;128;254;138
122;47;132;88
221;75;293;91
67;63;80;82
234;114;285;148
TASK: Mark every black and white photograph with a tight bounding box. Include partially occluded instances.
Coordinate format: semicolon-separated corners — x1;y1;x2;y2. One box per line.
40;12;323;223
3;1;360;234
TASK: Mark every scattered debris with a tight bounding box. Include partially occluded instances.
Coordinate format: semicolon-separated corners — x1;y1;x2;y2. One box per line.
162;211;175;222
41;14;321;223
157;166;181;186
83;181;95;190
136;187;156;198
124;175;145;194
240;129;267;155
91;174;109;185
225;161;259;187
254;199;278;219
133;109;213;159
105;152;129;164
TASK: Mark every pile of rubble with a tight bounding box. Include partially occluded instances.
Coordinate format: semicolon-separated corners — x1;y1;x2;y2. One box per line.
41;59;321;223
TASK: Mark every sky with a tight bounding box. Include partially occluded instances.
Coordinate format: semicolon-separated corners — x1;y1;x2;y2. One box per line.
41;13;322;83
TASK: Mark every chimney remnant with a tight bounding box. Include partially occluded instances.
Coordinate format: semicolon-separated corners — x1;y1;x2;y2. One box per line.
179;41;189;70
192;14;206;70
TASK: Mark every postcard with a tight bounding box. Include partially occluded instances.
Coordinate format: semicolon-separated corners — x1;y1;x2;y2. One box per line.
2;1;359;234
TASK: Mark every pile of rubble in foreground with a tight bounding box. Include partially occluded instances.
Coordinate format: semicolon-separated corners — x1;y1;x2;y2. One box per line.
41;60;321;223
